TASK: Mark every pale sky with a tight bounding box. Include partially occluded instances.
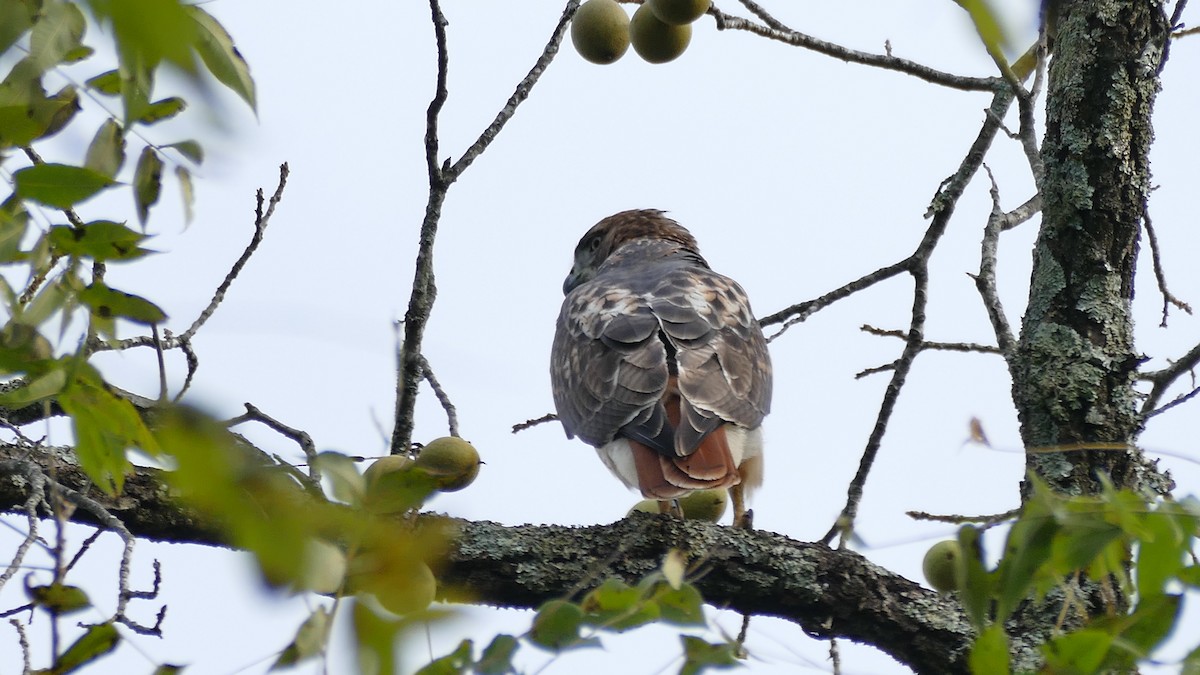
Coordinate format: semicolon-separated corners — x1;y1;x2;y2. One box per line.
3;1;1199;673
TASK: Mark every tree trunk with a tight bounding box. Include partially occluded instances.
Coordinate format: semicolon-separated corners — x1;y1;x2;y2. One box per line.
1013;0;1166;498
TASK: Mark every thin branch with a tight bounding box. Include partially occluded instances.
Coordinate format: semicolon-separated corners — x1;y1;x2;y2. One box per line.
182;163;290;341
48;476;164;635
860;325;1002;355
419;356;459;438
710;10;1001;92
0;461;45;593
760;259;910;340
9;619;30;675
821;88;1015;546
906;508;1020;526
392;0;580;453
972;166;1017;356
512;413;558;434
227;403;320;482
1140;340;1200;415
1158;0;1190;72
1143;384;1200;420
1142;205;1192;327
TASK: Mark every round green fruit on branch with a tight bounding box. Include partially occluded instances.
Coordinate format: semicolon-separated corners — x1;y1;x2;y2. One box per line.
679;488;727;522
415;436;481;492
648;0;710;26
571;0;630;65
628;488;728;522
922;540;962;593
630;4;692;64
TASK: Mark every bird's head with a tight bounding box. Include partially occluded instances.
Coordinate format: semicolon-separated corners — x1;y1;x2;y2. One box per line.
562;209;700;295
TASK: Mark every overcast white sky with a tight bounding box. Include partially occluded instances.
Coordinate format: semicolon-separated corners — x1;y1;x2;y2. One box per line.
3;1;1199;673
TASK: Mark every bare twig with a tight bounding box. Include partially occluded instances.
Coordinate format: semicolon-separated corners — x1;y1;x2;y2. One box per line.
761;259;909;340
1141;340;1200;415
227;403;320;482
0;461;45;593
64;528;103;574
182;163;290;341
820;89;1015;547
1143;384;1200;420
512;413;558;434
9;619;30;675
1143;206;1192;327
906;508;1020;526
710;10;1001;92
393;0;580;453
47;477;164;635
972;166;1017;356
860;325;1002;355
1158;0;1190;71
419;356;459;438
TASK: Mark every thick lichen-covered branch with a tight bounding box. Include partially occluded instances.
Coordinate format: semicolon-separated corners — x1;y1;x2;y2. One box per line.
1013;0;1168;497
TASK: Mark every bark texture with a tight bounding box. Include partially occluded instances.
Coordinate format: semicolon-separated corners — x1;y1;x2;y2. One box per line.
1014;0;1166;496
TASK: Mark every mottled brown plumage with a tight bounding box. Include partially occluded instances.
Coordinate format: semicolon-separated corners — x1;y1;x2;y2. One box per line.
550;210;772;525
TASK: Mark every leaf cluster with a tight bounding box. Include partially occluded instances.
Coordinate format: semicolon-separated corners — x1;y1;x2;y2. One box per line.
952;476;1200;674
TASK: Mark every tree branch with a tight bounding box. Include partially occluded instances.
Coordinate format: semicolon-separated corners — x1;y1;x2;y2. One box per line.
392;0;579;454
711;7;1002;92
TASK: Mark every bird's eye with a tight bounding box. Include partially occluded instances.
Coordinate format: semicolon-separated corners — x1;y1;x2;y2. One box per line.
589;236;603;253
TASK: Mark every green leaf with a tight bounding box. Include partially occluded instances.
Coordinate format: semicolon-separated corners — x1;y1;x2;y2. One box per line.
187;5;256;109
0;367;67;407
581;578;659;631
85;120;127;178
969;623;1010;675
313;451;366;506
79;282;167;324
151;666;185;675
679;636;740;675
530;600;594;652
134;146;164;225
139;96;186;124
953;0;1011;64
0;196;29;263
49;221;151;262
475;635;518;675
19;275;72;328
1101;594;1181;669
0;0;37;55
271;607;330;670
30;1;86;71
656;582;705;626
165;139;204;164
0;322;55;372
27;583;91;615
415;639;473;675
957;525;992;628
1043;629;1112;675
1179;565;1200;587
0;78;80;147
49;622;120;675
1136;505;1193;600
1184;642;1200;675
60;368;161;493
353;599;400;675
14;163;115;209
995;487;1059;620
86;69;122;96
175;166;194;223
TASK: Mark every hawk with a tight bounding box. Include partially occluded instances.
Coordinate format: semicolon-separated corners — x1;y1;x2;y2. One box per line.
550;209;772;526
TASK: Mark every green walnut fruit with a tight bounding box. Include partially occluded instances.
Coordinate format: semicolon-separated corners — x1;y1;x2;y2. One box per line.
571;0;630;65
368;561;437;616
299;538;347;595
415;436;481;492
679;488;727;522
922;540;962;593
629;499;660;515
630;4;692;63
648;0;710;25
